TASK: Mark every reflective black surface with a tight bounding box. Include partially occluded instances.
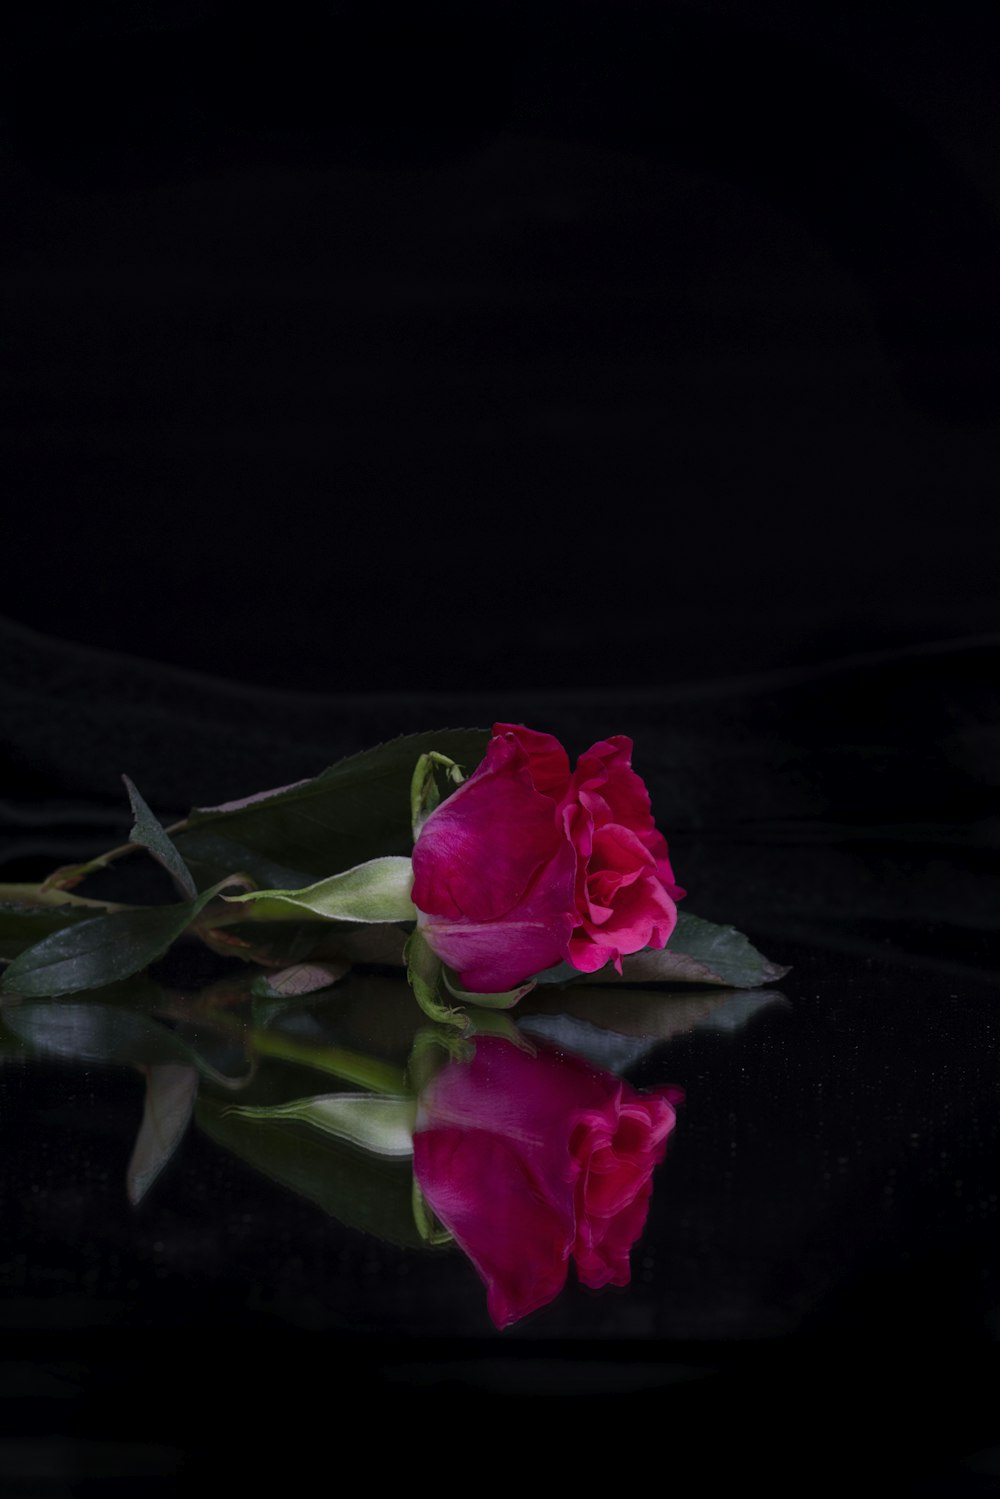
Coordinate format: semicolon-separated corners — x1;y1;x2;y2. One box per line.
2;624;999;1492
4;939;1000;1490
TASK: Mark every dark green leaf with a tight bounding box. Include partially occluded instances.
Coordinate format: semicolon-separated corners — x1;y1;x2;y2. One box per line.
0;899;121;962
124;775;197;899
173;730;489;887
0;881;235;998
161;831;311;894
617;913;789;988
196;1097;426;1249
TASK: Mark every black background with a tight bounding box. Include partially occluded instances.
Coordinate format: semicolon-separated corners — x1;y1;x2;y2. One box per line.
4;0;1000;692
4;7;1000;1493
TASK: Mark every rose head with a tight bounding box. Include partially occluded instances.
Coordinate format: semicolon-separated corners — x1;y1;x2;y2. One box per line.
411;723;684;992
413;1035;682;1328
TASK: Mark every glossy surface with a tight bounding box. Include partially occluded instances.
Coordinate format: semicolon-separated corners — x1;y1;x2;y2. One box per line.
1;627;998;1490
3;936;1000;1485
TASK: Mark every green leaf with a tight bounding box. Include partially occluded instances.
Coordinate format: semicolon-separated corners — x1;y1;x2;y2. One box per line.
0;896;126;962
159;832;310;895
124;775;197;899
173;730;490;887
222;857;415;924
410;750;465;839
617;913;789;988
218;1093;416;1158
0;880;238;998
196;1096;425;1248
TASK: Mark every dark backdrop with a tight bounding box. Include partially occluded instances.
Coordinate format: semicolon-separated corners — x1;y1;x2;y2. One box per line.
4;0;1000;693
5;13;1000;1486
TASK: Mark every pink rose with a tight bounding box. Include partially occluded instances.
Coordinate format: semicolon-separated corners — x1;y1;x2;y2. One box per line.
411;723;684;992
413;1035;683;1328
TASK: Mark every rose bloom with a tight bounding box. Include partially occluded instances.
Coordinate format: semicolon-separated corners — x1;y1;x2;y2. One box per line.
413;1035;683;1328
411;723;684;992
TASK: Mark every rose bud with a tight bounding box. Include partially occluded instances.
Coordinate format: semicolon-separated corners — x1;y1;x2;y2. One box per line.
411;723;684;992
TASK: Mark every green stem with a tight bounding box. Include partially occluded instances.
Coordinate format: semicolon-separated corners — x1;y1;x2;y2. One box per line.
0;882;133;912
40;816;192;891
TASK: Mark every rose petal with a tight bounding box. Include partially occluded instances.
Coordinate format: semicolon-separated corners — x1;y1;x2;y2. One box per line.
418;902;576;993
413;734;570;925
414;1040;682;1325
571;737;685;897
492;723;571;799
414;1128;573;1327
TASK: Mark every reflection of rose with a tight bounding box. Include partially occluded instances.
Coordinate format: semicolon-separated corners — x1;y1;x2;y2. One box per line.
413;1035;682;1328
411;723;684;992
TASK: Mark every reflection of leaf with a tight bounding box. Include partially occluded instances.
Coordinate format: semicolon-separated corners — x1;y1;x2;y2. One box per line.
2;993;253;1091
169;1021;254;1090
124;775;197;899
0;1017;27;1057
464;1011;536;1052
3;1002;192;1066
519;989;787;1071
0;880;237;998
220;1094;416;1158
523;984;786;1041
173;730;489;887
127;1064;198;1204
196;1097;425;1248
697;990;789;1032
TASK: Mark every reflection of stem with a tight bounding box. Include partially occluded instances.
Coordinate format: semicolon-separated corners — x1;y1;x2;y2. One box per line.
411;1180;454;1246
248;1027;406;1094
